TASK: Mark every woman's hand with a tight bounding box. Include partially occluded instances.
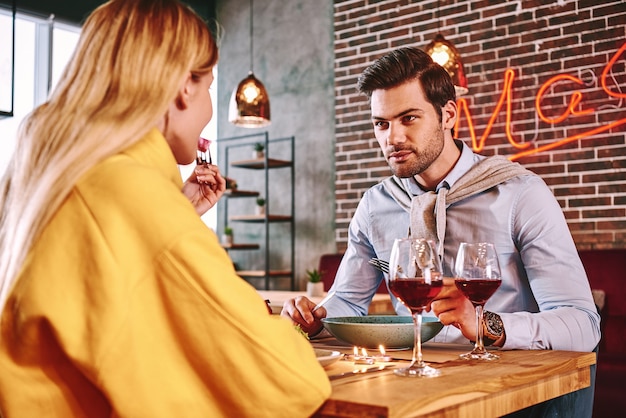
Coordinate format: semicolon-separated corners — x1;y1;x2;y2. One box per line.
182;164;226;216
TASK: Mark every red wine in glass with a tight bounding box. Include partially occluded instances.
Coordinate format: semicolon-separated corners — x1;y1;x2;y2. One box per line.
455;278;501;306
389;276;443;312
387;238;443;377
454;242;502;360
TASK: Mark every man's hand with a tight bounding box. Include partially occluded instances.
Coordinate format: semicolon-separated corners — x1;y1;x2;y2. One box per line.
430;278;477;341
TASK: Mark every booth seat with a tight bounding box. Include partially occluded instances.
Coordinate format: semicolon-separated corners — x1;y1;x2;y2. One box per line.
578;249;626;418
318;253;388;294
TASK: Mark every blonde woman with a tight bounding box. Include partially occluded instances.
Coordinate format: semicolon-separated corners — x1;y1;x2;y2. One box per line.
0;1;330;417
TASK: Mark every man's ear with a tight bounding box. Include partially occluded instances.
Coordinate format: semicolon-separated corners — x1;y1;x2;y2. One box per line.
442;99;458;130
175;73;195;110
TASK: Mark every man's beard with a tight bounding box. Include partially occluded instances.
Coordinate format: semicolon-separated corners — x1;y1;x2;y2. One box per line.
386;131;445;178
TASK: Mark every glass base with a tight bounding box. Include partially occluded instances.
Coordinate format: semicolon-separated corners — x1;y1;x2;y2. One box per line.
459;350;499;361
394;363;440;377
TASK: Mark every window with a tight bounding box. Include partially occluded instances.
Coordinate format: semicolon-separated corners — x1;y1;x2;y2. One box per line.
0;11;79;171
0;11;218;230
0;8;14;115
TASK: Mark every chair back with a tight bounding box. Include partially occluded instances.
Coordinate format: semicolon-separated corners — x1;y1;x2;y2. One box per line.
318;253;388;294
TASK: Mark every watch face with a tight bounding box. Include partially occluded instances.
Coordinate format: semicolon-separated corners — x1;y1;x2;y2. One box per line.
484;311;503;336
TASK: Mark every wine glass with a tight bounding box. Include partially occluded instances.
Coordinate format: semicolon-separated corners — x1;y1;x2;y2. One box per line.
387;238;443;377
454;242;502;360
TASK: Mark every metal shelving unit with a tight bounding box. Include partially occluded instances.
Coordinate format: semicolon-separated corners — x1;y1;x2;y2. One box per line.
218;132;295;290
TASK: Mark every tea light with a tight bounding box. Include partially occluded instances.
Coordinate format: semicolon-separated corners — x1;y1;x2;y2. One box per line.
354;347;375;364
345;347;376;364
341;346;359;361
375;345;392;362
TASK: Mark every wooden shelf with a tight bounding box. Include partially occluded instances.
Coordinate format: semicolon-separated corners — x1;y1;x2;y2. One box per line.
236;270;293;278
230;214;292;223
222;243;260;250
230;158;292;169
224;189;259;198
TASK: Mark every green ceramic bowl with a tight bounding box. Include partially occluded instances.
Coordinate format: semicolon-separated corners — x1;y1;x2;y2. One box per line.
321;315;443;349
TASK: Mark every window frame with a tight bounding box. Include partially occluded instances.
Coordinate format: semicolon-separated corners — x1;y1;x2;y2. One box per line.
0;2;16;116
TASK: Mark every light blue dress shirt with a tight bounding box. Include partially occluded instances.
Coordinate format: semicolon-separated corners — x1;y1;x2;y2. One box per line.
326;140;601;352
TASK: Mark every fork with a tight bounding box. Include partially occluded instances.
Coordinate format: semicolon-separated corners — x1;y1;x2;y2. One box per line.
196;148;212;165
197;137;212;165
368;258;389;274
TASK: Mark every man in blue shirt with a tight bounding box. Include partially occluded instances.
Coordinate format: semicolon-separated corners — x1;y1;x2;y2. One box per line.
283;45;599;416
283;46;599;352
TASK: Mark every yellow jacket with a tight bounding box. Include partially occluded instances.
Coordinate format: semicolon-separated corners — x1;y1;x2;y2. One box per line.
0;129;330;417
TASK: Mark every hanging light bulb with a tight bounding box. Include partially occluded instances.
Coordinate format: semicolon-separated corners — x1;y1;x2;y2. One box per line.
229;0;271;127
229;71;271;127
424;1;468;97
425;34;468;97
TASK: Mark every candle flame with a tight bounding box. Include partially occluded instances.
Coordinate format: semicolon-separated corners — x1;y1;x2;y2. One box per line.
379;345;386;355
353;346;358;356
361;348;368;357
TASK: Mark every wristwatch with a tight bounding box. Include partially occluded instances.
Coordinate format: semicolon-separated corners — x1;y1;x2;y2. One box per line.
483;311;504;346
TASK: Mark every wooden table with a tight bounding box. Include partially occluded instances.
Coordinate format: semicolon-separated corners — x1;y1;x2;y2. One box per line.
257;290;395;315
311;337;596;417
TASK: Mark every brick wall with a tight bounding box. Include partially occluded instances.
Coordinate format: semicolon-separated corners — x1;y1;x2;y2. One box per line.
333;0;626;252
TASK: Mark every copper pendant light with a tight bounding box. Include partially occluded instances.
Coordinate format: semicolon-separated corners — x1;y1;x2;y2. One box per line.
424;1;468;97
228;0;271;127
425;34;468;97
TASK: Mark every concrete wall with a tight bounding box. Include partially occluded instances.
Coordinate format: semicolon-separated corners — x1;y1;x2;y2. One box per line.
214;0;337;290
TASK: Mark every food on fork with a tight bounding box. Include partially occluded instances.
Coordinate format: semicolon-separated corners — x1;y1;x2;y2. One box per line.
197;137;212;165
198;137;210;152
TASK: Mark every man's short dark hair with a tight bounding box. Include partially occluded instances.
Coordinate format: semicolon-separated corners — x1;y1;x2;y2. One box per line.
357;47;456;117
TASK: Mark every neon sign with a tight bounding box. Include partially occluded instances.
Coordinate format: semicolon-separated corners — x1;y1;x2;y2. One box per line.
454;41;626;161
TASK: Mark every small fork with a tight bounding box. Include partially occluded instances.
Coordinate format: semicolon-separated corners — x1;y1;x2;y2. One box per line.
368;258;390;274
197;137;212;165
196;148;212;165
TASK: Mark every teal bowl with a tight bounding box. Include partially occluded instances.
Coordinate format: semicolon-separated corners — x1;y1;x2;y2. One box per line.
321;315;443;349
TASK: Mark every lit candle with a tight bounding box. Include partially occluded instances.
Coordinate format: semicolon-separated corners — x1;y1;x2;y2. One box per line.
375;345;392;362
348;346;375;364
342;346;360;361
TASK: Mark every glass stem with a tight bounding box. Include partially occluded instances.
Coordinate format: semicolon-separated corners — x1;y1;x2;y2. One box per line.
475;304;485;352
412;311;424;367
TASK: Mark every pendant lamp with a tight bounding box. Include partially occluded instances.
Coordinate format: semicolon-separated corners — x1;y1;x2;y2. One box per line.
425;34;468;96
424;1;468;97
228;0;271;127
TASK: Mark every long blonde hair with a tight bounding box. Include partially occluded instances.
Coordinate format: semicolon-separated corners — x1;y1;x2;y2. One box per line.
0;0;218;309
